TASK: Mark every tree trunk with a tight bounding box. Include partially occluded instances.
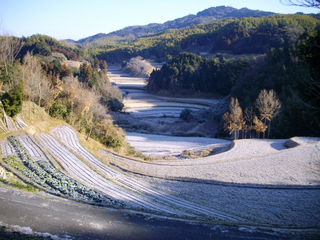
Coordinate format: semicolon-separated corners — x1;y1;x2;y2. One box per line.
268;121;272;139
38;82;42;107
86;120;94;141
263;119;266;138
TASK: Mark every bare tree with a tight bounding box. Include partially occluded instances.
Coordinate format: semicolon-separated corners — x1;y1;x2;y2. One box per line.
252;116;268;139
63;76;79;125
98;72;123;102
255;89;281;138
244;106;255;139
280;0;320;8
0;33;23;77
223;97;246;140
73;86;99;133
22;52;53;118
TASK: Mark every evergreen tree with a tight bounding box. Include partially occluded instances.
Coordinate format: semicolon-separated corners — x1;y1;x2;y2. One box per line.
99;60;107;72
79;63;93;82
1;83;24;117
94;57;99;70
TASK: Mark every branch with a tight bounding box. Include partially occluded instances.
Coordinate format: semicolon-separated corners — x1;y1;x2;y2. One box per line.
280;0;320;8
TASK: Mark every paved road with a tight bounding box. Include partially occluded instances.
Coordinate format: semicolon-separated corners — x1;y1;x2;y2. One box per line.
0;187;291;240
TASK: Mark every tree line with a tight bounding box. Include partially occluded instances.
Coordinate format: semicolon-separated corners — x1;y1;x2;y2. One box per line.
223;90;281;140
93;14;319;62
18;34;84;61
148;52;250;95
148;26;320;138
0;33;130;154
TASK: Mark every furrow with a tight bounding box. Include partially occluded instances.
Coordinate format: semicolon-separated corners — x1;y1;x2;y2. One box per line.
51;126;244;221
36;133;187;214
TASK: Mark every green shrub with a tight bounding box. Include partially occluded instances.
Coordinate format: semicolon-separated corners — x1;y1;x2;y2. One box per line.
107;99;124;112
49;100;68;119
1;83;24;117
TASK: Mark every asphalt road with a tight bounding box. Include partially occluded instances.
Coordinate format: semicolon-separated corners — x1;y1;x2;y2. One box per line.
0;187;294;240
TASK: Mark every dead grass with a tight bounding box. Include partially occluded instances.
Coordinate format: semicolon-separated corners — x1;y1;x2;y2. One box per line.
180;147;215;159
122;57;155;77
63;60;85;69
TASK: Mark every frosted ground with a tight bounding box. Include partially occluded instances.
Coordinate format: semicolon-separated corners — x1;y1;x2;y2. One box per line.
102;66;320;234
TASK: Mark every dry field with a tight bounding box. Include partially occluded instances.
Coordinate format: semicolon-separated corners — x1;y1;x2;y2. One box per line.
0;116;319;235
108;67;218;119
0;68;319;237
108;67;220;137
106;66;320;235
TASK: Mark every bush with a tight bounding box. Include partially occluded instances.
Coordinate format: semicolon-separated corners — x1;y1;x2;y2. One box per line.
180;149;194;158
49;100;68;119
1;83;24;117
180;108;193;121
107;99;124;112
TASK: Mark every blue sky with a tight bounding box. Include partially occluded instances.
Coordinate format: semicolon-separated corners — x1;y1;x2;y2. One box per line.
0;0;319;40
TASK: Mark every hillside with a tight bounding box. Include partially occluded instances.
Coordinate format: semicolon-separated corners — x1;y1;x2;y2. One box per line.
146;14;320;138
89;14;319;62
1;4;320;238
0;101;319;239
70;6;275;49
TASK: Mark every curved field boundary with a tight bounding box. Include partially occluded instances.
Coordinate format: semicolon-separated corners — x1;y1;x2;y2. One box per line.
50;126;246;222
100;138;320;188
15;133;51;161
0;140;16;159
35;132;198;218
15;117;28;129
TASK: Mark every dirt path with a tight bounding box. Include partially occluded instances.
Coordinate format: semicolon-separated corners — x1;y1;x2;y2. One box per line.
0;186;287;240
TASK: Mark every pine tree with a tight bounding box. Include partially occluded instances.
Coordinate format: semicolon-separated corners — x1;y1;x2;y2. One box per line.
99;60;107;72
94;57;99;70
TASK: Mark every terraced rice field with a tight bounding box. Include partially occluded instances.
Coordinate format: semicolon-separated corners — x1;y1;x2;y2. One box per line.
107;67;217;119
47;125;245;222
1;125;319;230
126;132;231;155
0;124;250;223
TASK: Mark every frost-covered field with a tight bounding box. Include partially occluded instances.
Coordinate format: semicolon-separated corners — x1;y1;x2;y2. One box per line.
106;67;320;231
0;126;245;222
108;67;217;119
126;132;231;155
1;125;319;230
113;135;320;186
0;67;318;233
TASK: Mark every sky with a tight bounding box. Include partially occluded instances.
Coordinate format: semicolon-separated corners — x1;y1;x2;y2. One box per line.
0;0;319;41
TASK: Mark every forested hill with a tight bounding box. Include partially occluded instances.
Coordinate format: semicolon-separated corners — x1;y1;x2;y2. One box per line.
70;6;275;48
94;14;319;62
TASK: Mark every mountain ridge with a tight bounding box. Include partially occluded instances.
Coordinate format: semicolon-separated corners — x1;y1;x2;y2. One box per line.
69;6;275;47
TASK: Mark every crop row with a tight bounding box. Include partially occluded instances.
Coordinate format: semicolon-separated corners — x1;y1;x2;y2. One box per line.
50;126;244;221
3;135;118;206
16;133;49;160
36;132;164;211
0;139;16;159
